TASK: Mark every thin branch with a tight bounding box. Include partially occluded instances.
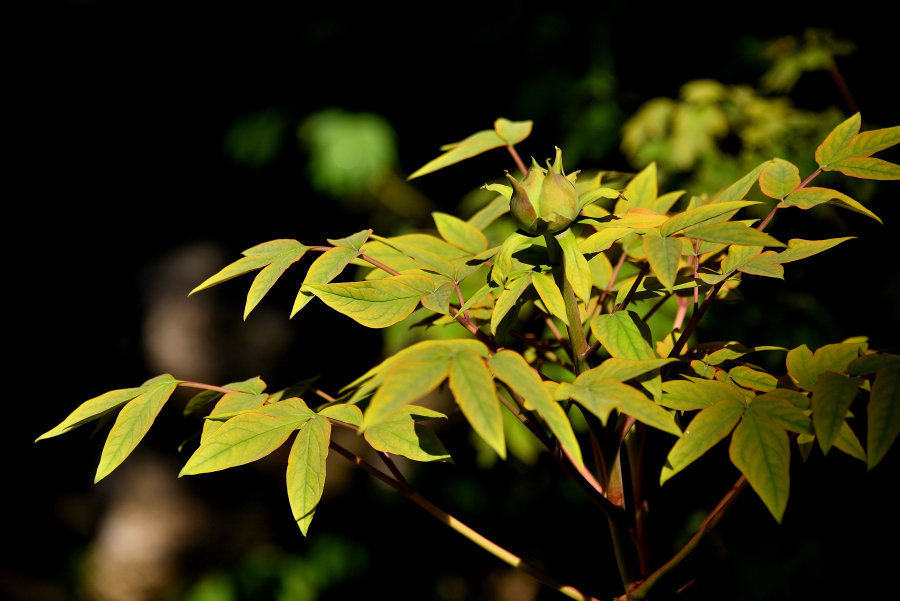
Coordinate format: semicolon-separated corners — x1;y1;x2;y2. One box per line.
626;476;749;600
359;253;402;276
178;381;242;395
613;263;648;313
329;440;606;601
506;144;528;175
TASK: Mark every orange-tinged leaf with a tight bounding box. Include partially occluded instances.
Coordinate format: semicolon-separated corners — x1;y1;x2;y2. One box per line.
759;158;801;199
815;112;861;167
831;124;900;162
781;187;881;223
829;157;900;180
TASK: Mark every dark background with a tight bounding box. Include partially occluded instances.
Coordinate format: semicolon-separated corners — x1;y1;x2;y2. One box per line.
10;2;899;600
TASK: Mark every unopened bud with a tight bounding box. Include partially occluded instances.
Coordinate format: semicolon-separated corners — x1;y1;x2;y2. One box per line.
506;148;578;235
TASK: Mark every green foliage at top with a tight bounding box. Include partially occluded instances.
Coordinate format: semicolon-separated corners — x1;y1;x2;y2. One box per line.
37;102;900;601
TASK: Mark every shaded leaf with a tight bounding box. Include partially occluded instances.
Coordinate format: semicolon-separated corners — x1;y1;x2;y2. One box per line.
786;344;817;391
849;352;900;376
812;372;862;454
868;367;900;470
491;273;532;335
661;398;745;484
556;228;593;302
659;378;748;411
591;311;656;360
750;394;812;434
729;366;778;391
730;410;790;522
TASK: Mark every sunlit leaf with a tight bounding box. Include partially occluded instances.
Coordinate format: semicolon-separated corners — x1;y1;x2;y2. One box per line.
759;158;801;199
363;407;452;462
661;398;745;484
361;357;449;430
556;228;593;302
490;350;583;468
829;157;900;180
681;222;785;247
729;366;778;391
642;232;681;290
782;187;881;223
531;271;568;324
620;162;657;210
292;247;359;316
711;161;767;204
867;367;900;470
493;118;533;145
303;274;434;328
730;409;790;522
579;357;676;385
95;376;181;482
812;372;862;454
202;378;269;442
319;403;363;428
287;415;331;535
448;351;505;459
815;112;861;168
591;311;656;360
36;386;144;441
660;201;760;237
829;124;900;163
181;398;314;476
433;212;489;254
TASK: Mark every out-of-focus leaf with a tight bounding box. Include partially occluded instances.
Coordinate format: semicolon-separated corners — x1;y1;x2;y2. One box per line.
867;367;900;470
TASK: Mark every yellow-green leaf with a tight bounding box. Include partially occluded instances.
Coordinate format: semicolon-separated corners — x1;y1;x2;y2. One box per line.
95;375;181;482
729;409;790;522
491;273;532;335
786;344;817;391
287;415;331;535
659;201;760;237
749;394;812;434
867;367;900;470
449;351;505;459
681;222;785;247
578;357;676;385
181;398;314;476
362;358;449;430
556;228;593;302
782;187;881;223
433;212;489;254
711;161;768;204
36;386;144;441
493;118;533;145
729;366;778;391
292;246;360;316
490;350;583;468
659;378;748;411
409;129;506;180
531;271;568;324
661;398;745;484
363;406;451;462
812;372;862;455
303;274;432;328
319;403;363;427
202;378;269;442
759;158;801;199
830;124;900;163
243;242;309;319
773;237;854;264
620;162;657;210
829;157;900;180
815;112;860;168
642;232;681;290
591;311;655;360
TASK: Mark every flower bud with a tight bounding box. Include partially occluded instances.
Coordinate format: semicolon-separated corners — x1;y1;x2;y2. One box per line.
506;148;579;235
